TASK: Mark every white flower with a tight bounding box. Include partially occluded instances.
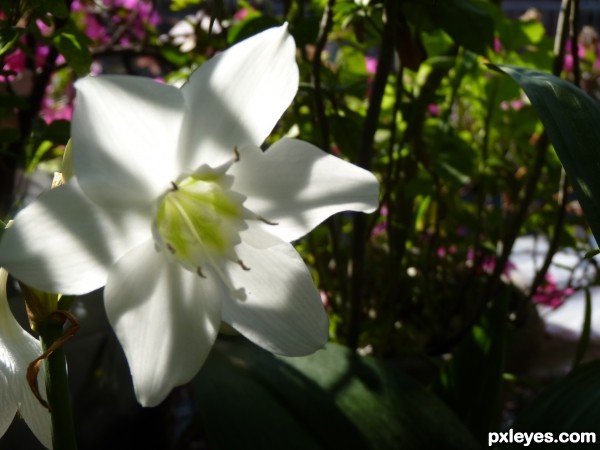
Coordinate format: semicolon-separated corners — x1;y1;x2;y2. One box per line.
161;11;223;52
0;268;51;448
0;25;379;406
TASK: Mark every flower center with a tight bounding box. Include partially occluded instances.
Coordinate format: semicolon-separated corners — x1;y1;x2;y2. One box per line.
153;168;246;275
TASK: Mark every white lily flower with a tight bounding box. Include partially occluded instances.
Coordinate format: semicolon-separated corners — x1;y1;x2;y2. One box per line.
0;25;379;406
0;268;52;448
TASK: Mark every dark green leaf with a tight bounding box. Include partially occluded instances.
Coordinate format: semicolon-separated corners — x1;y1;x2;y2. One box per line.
429;0;494;55
501;360;600;448
190;338;481;450
584;249;600;259
40;119;70;145
492;65;600;243
227;14;281;45
30;0;69;18
434;292;510;446
572;288;592;369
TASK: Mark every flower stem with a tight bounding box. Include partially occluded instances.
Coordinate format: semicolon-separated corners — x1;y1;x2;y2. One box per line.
39;320;78;450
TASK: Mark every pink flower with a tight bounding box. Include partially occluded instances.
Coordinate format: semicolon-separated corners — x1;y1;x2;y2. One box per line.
493;37;503;53
532;273;574;309
427;103;440;116
234;8;250;21
371;205;388;239
365;55;378;74
3;49;26;74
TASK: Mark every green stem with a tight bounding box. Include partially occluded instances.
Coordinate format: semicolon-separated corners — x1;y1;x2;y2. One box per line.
39;320;78;450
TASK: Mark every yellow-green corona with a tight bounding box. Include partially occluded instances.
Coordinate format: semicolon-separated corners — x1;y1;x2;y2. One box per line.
154;166;245;275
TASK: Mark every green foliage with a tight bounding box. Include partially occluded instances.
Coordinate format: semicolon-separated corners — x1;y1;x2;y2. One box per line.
52;24;92;76
501;360;600;449
494;65;600;243
189;337;481;450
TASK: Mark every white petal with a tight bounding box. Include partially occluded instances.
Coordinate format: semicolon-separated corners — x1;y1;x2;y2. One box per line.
178;24;298;169
238;219;283;249
12;344;52;449
73;75;185;210
0;370;15;440
230;138;380;242
0;180;150;295
222;241;328;356
0;269;51;448
104;239;222;407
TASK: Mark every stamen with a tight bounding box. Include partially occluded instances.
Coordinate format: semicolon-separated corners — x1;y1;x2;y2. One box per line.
170;181;179;191
257;215;279;226
233;146;240;162
237;259;251;271
166;243;176;254
196;267;207;278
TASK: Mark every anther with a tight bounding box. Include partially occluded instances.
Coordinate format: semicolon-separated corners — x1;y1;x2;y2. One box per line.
237;259;251;271
196;267;207;278
257;215;279;226
233;146;240;162
170;181;179;191
166;243;176;254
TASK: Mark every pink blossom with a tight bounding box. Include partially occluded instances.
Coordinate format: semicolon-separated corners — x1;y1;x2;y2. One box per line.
371;205;388;239
234;8;250;21
365;55;378;74
563;53;574;72
3;49;26;74
427;103;440;116
532;273;575;309
40;80;74;124
500;98;525;112
493;37;503;53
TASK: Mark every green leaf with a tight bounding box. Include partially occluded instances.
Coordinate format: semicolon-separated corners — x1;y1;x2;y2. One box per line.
30;0;69;18
0;26;20;57
429;0;494;55
572;288;592;369
500;360;600;448
492;65;600;243
190;338;481;450
434;291;510;446
52;25;92;76
227;14;281;45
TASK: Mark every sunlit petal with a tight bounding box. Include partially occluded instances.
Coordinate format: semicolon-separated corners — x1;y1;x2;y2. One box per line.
104;239;222;407
230;138;380;242
73;75;185;211
178;24;298;169
0;180;150;295
0;370;14;439
222;241;328;356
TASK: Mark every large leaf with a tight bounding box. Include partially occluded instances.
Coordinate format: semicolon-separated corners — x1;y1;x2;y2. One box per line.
189;337;481;450
431;0;494;55
500;360;600;448
434;290;509;446
493;65;600;243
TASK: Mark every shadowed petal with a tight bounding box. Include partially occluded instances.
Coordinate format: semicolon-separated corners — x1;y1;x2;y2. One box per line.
230;138;380;242
178;24;298;169
222;241;328;356
0;180;150;295
73;76;185;212
104;239;222;407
